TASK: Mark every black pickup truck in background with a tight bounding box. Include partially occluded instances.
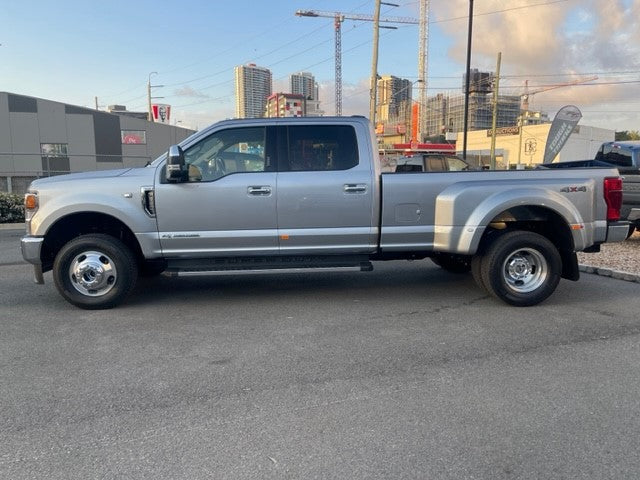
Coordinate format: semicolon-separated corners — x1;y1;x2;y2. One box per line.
540;141;640;237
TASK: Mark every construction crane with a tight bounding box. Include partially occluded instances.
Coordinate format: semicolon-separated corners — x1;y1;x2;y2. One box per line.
521;76;598;112
295;9;419;116
416;0;429;143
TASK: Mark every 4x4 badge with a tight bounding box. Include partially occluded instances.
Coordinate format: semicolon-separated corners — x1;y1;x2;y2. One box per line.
560;186;587;192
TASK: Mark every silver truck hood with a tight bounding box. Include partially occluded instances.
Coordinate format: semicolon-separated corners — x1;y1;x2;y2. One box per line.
29;167;153;189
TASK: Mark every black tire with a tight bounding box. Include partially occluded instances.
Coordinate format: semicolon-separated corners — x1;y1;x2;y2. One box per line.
471;255;487;292
53;234;138;309
627;225;636;239
480;231;561;307
430;253;471;273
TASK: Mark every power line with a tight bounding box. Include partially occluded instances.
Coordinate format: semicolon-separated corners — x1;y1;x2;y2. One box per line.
172;24;394;109
160;0;373;90
431;0;572;25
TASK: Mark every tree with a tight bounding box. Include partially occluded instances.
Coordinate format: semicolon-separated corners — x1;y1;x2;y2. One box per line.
615;130;640;141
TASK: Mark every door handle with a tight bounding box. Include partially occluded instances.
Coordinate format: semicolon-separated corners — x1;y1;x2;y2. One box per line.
343;184;367;193
247;186;272;196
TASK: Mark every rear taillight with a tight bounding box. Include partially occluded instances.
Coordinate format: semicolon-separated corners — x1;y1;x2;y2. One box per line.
603;177;623;221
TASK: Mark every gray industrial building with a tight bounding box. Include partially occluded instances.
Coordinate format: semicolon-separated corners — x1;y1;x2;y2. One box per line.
0;92;195;194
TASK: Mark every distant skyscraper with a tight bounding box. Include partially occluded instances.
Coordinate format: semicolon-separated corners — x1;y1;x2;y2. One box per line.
290;71;323;117
290;72;317;100
376;75;412;124
235;64;272;119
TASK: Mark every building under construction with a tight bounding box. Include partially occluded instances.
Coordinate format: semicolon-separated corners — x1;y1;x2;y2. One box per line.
424;91;521;138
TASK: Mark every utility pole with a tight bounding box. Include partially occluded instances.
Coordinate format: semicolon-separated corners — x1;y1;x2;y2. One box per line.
369;0;382;124
517;114;524;168
94;96;99;110
489;52;501;169
147;72;164;122
335;15;343;115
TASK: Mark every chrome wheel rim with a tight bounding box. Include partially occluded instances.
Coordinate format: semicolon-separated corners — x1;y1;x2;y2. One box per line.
69;251;117;297
501;247;547;293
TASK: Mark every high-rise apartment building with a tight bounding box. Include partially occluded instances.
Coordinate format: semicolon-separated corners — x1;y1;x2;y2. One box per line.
376;75;412;124
289;71;323;117
235;63;272;119
290;72;317;99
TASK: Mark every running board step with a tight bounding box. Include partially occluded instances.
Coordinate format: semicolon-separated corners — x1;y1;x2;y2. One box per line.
164;255;373;277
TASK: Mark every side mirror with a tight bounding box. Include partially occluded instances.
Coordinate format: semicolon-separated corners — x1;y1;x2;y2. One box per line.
166;145;186;182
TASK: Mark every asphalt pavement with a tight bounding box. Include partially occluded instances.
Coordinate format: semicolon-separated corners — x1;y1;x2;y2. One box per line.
2;227;640;479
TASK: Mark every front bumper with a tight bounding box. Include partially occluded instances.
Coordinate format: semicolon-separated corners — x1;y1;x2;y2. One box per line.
20;236;45;284
606;221;631;243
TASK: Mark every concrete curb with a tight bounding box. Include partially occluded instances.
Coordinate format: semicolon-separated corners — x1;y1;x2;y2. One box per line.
0;223;25;230
579;264;640;283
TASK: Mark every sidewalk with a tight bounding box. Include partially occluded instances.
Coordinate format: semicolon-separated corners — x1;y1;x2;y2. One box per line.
0;223;24;230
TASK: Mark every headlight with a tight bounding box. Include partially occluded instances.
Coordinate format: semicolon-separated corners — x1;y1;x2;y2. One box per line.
24;192;38;211
24;192;39;233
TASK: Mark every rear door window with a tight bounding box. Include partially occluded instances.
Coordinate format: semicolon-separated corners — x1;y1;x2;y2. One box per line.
426;156;446;172
603;146;633;167
285;125;358;171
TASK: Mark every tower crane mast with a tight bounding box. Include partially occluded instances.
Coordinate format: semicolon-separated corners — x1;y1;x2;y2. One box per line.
295;9;419;116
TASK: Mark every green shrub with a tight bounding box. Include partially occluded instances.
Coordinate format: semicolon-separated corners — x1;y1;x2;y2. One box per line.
0;192;24;223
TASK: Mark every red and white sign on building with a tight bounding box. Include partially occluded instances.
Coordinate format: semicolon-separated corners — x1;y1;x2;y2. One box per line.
151;104;171;124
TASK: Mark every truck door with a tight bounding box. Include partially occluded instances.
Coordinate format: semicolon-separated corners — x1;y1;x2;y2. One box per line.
154;126;278;257
276;124;376;254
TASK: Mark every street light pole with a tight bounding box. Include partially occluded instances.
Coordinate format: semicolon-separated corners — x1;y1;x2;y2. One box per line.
147;72;157;122
462;0;474;161
147;72;164;122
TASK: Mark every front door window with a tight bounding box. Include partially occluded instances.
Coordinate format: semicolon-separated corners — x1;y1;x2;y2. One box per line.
184;127;267;182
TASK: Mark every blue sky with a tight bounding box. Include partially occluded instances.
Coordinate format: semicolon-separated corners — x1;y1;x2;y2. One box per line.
2;0;639;131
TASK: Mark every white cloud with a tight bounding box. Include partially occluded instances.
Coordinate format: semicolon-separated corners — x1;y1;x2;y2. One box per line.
319;78;370;116
433;0;640;130
174;86;210;98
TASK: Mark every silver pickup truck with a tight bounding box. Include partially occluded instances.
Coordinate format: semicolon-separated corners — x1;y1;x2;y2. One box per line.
21;116;628;309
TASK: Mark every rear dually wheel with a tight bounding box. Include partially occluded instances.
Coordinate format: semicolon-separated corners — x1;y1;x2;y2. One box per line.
480;231;561;307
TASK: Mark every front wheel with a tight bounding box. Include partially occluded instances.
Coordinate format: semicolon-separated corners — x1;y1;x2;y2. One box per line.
480;231;561;307
53;234;138;309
